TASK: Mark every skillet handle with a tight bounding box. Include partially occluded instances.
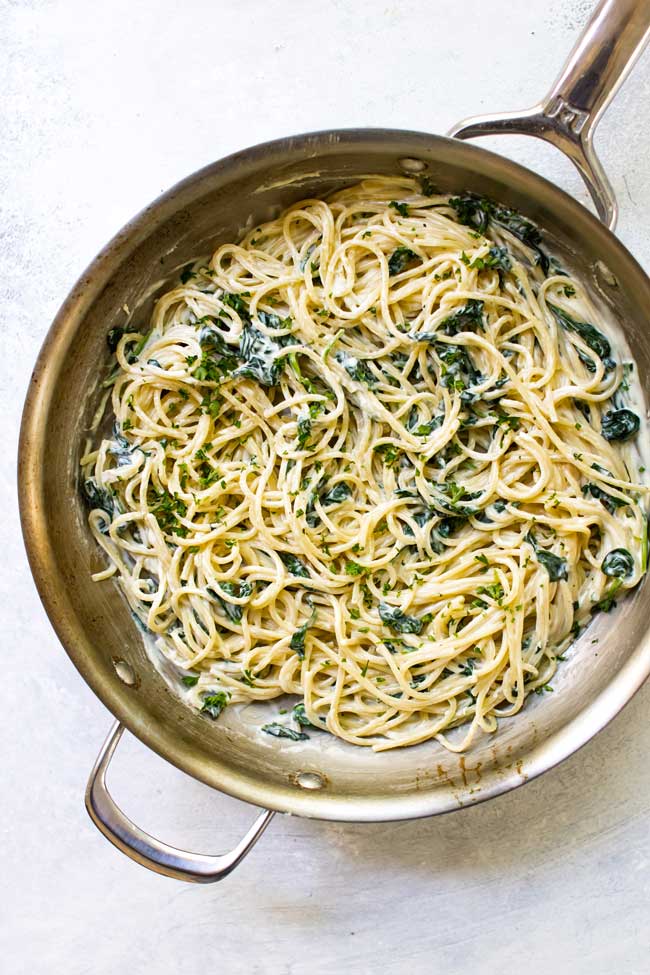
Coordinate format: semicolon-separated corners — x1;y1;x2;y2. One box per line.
85;721;275;883
448;0;650;231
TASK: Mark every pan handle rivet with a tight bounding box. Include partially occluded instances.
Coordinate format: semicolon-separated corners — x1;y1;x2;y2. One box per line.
399;157;426;173
114;659;136;686
594;260;618;288
296;771;325;790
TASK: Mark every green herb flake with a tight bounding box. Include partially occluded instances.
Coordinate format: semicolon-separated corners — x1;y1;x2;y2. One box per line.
389;200;409;217
345;560;366;576
200;690;229;720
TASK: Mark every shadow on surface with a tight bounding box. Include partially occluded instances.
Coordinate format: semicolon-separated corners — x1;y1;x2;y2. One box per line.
107;676;650;896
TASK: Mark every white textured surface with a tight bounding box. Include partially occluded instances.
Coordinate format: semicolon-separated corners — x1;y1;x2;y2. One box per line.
3;1;650;972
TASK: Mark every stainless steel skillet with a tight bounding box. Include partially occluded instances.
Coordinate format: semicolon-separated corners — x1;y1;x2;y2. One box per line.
18;0;650;882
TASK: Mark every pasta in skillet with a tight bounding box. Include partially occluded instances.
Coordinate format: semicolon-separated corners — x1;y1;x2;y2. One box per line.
81;176;647;751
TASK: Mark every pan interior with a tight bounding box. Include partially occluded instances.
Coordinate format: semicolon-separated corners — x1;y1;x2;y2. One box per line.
21;130;650;820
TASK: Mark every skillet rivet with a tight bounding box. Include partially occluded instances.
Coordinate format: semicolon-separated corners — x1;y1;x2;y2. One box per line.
595;260;618;288
296;771;325;790
399;157;426;173
114;659;136;686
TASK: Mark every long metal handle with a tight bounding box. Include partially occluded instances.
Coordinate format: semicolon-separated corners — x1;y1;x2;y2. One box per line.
448;0;650;231
85;721;275;883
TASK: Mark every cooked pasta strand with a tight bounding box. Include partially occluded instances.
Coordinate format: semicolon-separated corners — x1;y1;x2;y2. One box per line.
81;177;647;751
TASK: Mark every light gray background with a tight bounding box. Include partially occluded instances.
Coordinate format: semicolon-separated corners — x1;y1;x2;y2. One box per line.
2;1;650;972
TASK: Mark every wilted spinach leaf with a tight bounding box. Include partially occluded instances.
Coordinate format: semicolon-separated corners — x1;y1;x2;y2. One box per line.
402;502;436;537
378;602;423;634
289;606;316;658
410;300;484;342
536;549;568;582
436;299;484;336
602;548;634;578
297;413;312;449
547;302;611;366
262;723;309;741
388;247;419;275
209;580;253;623
306;481;353;527
449;193;549;274
280;552;311;577
415;415;444;436
322;482;352;506
335;351;377;387
419;176;439;196
234;322;294;386
220;292;251;318
180;264;196;284
434;341;482;397
436;515;467;538
257;310;292;330
292;703;322;729
593;578;623;613
82;478;116;519
106;326;124;352
582;464;629;513
198;325;241;378
601;408;639;442
431;481;481;517
493;204;548;274
449;194;490;234
527;531;568;581
406;405;419;431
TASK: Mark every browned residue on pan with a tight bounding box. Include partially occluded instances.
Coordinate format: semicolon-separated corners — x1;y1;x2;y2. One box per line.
456;757;484;792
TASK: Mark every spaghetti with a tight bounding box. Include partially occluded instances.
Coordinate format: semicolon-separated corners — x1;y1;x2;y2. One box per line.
81;176;647;751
